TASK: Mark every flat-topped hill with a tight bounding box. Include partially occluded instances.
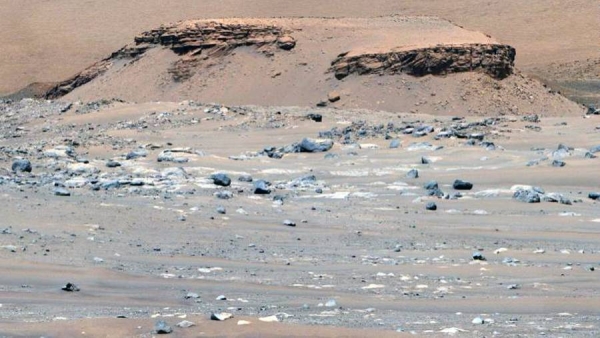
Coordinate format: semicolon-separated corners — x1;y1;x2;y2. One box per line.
42;17;581;116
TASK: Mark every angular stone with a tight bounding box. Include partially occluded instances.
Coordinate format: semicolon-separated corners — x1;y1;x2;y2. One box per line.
154;320;172;334
211;173;231;187
253;180;271;194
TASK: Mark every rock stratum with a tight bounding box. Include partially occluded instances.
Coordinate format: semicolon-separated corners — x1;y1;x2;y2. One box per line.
46;22;296;99
331;44;516;80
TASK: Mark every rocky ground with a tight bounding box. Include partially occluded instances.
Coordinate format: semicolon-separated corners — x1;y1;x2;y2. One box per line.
1;97;599;337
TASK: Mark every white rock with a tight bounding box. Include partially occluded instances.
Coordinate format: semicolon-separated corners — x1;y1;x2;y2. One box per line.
439;327;468;335
176;320;195;328
361;284;385;289
494;248;508;254
259;315;279;322
472;317;484;324
211;312;233;321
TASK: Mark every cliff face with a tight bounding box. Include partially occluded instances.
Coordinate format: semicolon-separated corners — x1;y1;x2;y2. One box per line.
46;22;296;98
131;22;296;54
330;44;516;80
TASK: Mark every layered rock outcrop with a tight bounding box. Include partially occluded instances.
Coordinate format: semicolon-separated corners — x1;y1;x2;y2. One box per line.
330;44;516;80
46;22;296;98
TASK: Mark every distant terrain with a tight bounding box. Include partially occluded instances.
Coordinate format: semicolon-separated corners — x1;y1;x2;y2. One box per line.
0;0;598;106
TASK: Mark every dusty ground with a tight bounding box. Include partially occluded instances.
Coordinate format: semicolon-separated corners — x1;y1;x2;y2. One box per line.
0;98;599;337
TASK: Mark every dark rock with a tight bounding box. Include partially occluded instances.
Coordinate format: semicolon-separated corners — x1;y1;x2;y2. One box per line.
481;141;496;150
406;169;419;179
253;180;271;194
214;190;233;199
423;181;438;190
425;202;437;211
389;139;401;149
238;174;253;182
414;125;434;137
54;188;71;196
586;106;599;115
154;320;173;334
307;113;322;122
421;156;431;164
216;206;226;214
12;159;32;173
126;149;148;160
551;160;566;167
330;44;516;80
427;188;445;197
211;173;231;187
522;114;540;123
328;91;341;103
513;189;541;203
276;36;296;50
589;192;600;200
316;101;328;107
472;252;486;261
453;180;473;190
590;145;600;154
283;219;296;227
106;160;121;168
62;282;80;292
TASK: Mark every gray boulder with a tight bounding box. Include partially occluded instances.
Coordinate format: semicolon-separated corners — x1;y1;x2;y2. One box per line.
12;159;32;173
513;189;541;203
211;173;231;187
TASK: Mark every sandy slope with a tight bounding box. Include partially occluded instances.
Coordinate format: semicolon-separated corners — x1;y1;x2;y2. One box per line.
0;0;598;99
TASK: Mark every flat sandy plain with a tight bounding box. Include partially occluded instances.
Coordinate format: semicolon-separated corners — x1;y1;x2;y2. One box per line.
1;97;599;337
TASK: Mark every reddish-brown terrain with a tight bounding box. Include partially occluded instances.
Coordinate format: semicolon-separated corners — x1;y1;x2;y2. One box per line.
0;1;599;338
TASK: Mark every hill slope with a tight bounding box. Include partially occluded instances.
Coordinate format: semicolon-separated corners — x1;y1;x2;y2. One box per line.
48;18;583;116
1;0;597;106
